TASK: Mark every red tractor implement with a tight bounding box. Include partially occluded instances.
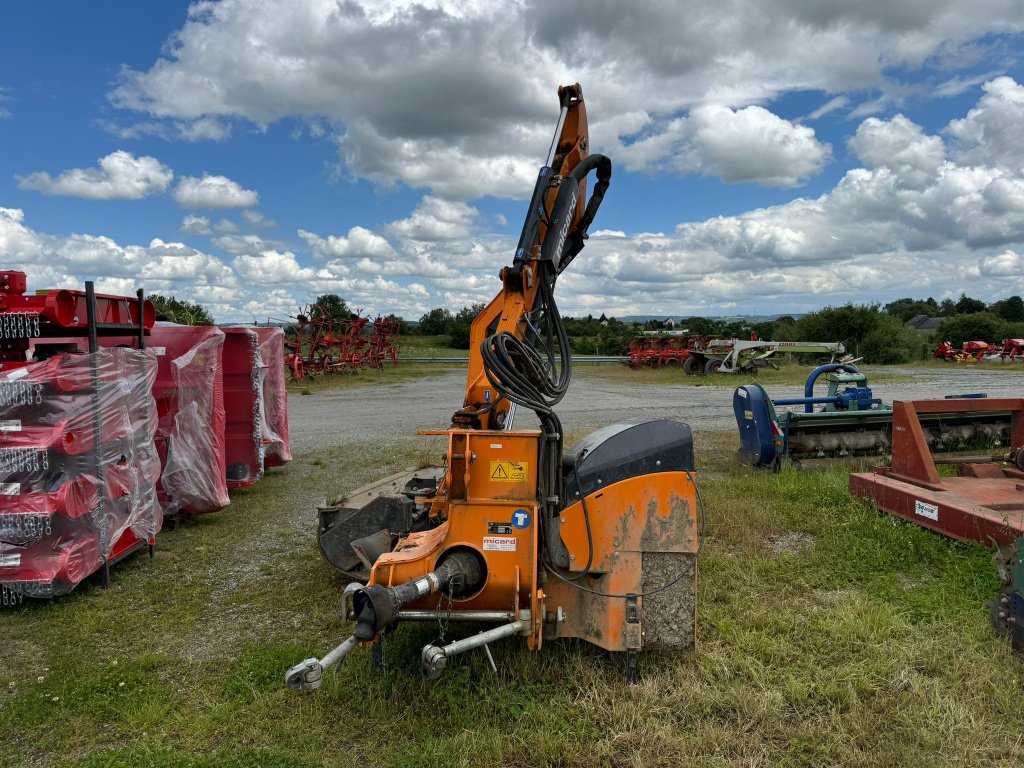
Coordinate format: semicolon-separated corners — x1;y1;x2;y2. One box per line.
849;398;1024;654
998;339;1024;362
0;272;160;602
934;340;995;363
285;308;400;381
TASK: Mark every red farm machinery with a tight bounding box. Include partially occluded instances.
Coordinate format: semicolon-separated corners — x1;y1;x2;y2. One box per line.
0;270;292;602
283;305;400;381
849;398;1024;654
0;272;160;601
628;333;846;375
934;339;1024;364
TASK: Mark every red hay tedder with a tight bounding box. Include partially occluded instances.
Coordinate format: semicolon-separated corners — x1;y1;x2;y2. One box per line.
933;339;1024;363
997;338;1024;362
282;304;400;381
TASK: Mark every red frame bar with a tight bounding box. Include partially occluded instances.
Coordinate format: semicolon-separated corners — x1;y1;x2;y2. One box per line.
850;398;1024;548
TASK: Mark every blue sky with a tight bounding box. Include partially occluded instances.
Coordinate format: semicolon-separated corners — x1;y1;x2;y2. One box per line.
2;1;1024;322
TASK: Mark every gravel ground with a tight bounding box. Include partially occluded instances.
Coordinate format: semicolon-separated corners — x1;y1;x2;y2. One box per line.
288;365;1023;454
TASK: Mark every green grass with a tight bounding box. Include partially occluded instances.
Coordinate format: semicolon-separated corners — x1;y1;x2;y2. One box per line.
286;361;463;394
2;431;1022;767
397;335;470;359
577;362;913;387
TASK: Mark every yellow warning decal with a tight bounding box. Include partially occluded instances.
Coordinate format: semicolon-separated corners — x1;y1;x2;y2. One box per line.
490;460;527;482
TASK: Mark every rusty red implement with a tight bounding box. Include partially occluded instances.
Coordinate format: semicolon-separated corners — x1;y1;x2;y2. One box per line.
850;398;1024;653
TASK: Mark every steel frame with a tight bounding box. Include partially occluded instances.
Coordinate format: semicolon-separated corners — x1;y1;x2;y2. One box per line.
849;398;1024;546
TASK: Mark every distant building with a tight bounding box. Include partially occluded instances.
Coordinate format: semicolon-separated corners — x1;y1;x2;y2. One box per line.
905;314;944;335
646;318;676;331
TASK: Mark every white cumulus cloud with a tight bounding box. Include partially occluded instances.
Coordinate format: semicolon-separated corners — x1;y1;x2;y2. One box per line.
180;214;211;235
233;250;318;284
6;74;1024;322
618;105;832;187
299;225;396;260
0;206;438;321
849;114;945;189
17;151;174;200
242;210;276;228
172;174;259;208
385;196;479;241
979;250;1024;276
106;0;1024;198
945;76;1024;171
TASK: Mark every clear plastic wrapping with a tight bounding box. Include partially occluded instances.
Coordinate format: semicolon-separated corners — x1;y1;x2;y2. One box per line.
153;326;230;515
255;327;291;467
0;348;162;598
222;328;263;487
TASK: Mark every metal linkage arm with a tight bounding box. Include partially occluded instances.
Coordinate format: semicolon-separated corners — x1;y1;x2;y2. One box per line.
286;552;483;691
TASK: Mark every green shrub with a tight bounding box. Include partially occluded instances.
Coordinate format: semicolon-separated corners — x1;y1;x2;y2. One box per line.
860;314;921;363
935;312;1024;346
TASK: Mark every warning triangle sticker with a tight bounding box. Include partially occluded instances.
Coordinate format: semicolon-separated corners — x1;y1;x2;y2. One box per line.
491;464;509;479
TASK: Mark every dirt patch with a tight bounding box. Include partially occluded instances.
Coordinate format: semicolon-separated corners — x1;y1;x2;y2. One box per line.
896;572;933;591
765;531;816;555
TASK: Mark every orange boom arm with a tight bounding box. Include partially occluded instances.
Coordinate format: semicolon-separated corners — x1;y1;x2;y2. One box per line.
454;83;611;431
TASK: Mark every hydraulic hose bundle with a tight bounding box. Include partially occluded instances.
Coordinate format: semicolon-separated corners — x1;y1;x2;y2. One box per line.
476;148;706;602
480;153;611;518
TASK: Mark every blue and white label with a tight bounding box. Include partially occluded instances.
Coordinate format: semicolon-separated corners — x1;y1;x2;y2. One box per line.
914;500;939;521
512;509;531;529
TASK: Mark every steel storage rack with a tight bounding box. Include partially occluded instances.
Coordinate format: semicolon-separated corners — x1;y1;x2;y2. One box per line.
0;272;161;603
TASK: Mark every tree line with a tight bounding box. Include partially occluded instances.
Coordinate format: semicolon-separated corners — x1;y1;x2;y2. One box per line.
152;289;1024;365
407;292;1024;363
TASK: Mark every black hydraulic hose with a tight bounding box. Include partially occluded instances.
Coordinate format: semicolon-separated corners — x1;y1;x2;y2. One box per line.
479;152;612;572
558;154;612;275
351;553;483;640
569;154;611;224
559;449;594;582
480;270;572;416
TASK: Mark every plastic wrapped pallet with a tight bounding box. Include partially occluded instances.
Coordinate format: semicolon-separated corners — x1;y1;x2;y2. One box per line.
0;348;161;599
150;326;229;515
254;327;291;468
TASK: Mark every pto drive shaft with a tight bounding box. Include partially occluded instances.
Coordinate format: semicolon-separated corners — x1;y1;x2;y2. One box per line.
286;552;482;690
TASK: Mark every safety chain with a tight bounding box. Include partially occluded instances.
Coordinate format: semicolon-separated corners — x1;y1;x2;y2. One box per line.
0;312;41;339
0;381;44;407
0;512;52;544
436;579;457;644
0;447;49;475
375;631;387;676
